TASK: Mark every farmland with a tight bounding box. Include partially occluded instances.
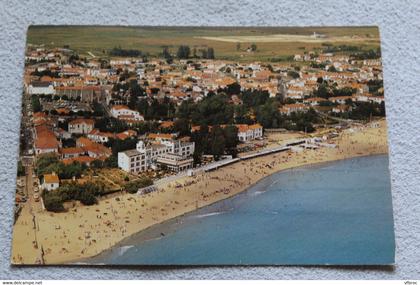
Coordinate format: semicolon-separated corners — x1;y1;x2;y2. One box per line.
27;26;380;62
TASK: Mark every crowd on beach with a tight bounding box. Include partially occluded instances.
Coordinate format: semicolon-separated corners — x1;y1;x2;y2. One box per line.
11;120;388;264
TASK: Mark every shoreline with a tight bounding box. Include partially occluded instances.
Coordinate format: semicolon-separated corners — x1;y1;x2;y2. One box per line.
79;153;388;265
11;119;389;265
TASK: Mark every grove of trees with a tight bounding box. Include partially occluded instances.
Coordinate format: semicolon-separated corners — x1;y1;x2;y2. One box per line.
32;96;41;112
190;124;239;163
109;47;143;57
35;154;86;179
42;181;107;212
176;45;215;59
123;177;153;194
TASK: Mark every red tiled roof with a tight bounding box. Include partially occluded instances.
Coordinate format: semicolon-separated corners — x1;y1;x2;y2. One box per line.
69;118;95;125
62;156;96;165
35;125;59;150
60;147;84;155
76;137;111;157
43;173;59;184
148;133;175;140
111;105;130;110
55;86;100;91
159;121;175;129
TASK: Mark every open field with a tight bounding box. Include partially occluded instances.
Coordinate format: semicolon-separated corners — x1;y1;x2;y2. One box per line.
197;34;378;43
27;26;380;62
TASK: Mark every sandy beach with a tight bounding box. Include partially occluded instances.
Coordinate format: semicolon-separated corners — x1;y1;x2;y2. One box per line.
11;119;389;265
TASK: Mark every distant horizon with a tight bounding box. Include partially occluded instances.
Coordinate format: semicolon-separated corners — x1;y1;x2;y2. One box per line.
26;26;380;63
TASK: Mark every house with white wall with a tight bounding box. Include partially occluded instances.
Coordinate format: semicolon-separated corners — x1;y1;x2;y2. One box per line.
68;118;95;134
41;173;59;191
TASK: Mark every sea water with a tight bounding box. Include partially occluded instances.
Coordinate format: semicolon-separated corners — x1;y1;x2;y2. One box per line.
89;155;395;265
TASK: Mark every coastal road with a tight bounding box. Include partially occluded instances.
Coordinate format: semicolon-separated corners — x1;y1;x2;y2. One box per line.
154;143;297;188
315;109;358;124
12;160;44;264
26;163;42;213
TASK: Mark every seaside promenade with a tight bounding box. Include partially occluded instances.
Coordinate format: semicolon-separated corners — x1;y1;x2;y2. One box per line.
154;139;306;188
11;120;388;264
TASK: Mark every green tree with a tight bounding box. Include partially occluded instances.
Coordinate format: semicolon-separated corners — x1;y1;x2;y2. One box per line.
78;191;97;205
128;81;139;110
314;83;329;98
108;137;138;157
31;96;42;112
328;65;337;72
191;93;234;126
190;124;210;165
43;193;64;212
104;156;118;168
162;47;173;63
35;153;59;176
109;47;142;57
234;105;253;124
224;82;241;95
176;99;194;120
17;161;25;176
207;47;215;59
287;70;300;79
124;177;153;194
255;100;281;128
177;45;190;59
200;48;208;59
209;126;226;160
223;125;239;157
241;89;270;108
173;118;190;136
91;159;104;169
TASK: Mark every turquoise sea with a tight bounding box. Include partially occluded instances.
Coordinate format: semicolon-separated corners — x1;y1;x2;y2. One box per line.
87;155;395;265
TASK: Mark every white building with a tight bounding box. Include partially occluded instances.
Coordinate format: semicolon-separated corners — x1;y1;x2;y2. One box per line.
88;129;114;143
156;153;194;172
68;118;95;134
286;86;305;99
160;139;195;157
237;124;263;142
27;81;55;95
328;96;353;105
42;173;59;191
118;149;147;174
118;139;195;174
279;104;309;116
137;139;195;168
111;105;144;122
